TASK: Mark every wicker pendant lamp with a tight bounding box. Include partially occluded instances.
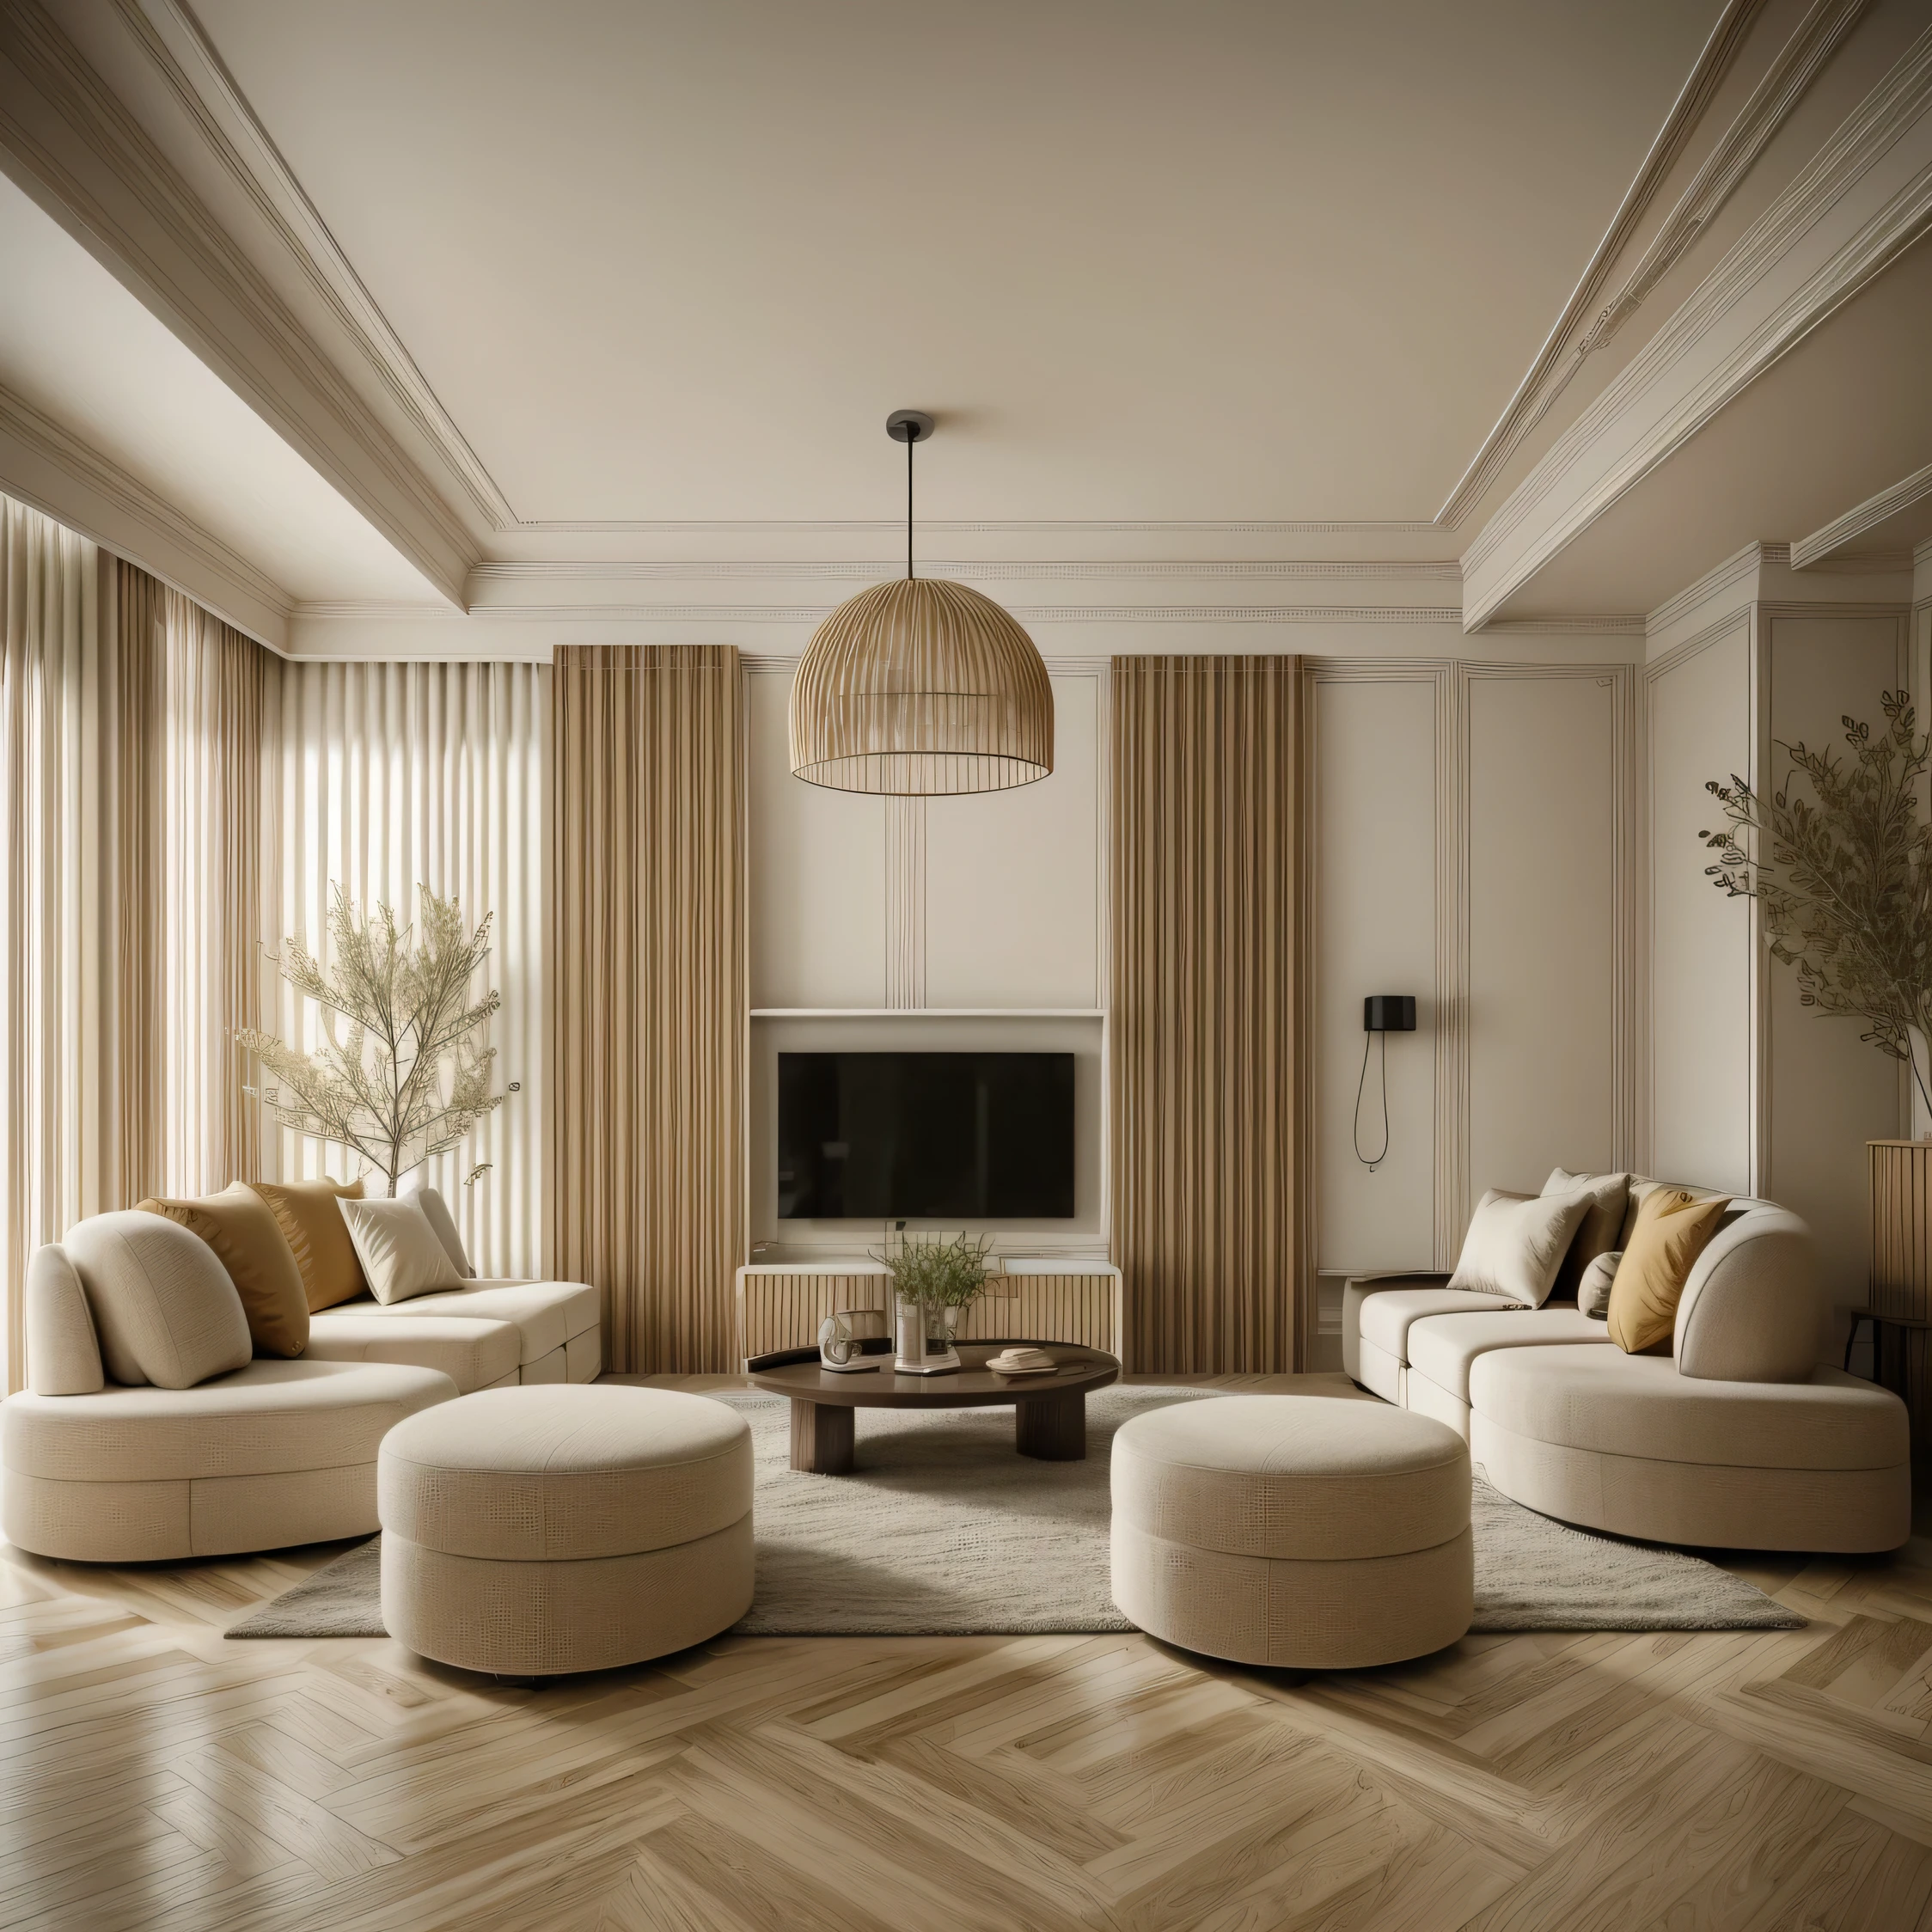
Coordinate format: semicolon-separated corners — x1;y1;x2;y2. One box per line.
789;411;1053;795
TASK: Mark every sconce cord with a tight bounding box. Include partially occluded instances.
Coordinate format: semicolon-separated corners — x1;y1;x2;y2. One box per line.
1354;1030;1390;1170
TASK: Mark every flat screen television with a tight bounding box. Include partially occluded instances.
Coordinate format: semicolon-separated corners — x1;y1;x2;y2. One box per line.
778;1050;1076;1219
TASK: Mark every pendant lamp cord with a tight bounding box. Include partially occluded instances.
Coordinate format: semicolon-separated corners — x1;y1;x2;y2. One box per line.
906;430;914;580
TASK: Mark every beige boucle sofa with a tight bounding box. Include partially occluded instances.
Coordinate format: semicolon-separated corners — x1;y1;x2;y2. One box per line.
299;1184;602;1392
3;1214;454;1561
1342;1180;1911;1554
3;1186;605;1561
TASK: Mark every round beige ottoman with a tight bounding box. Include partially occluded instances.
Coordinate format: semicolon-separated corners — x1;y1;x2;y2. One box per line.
377;1385;754;1676
1111;1395;1471;1669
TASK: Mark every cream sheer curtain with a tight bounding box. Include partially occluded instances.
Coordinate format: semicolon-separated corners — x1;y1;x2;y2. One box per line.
0;499;276;1388
271;659;550;1281
0;499;106;1386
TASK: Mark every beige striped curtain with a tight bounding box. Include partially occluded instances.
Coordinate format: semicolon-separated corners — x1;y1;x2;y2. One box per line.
0;495;278;1389
1110;654;1305;1375
158;589;279;1195
0;499;103;1386
553;645;745;1374
271;659;550;1278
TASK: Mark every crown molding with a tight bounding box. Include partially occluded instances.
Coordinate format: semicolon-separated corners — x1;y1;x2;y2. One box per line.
0;378;290;645
1442;0;1865;526
465;558;1465;585
1479;614;1647;634
1434;0;1776;529
1790;459;1932;566
0;0;1878;619
0;0;474;602
120;0;516;531
1572;0;1868;363
303;600;1476;627
1647;540;1771;638
1464;24;1932;631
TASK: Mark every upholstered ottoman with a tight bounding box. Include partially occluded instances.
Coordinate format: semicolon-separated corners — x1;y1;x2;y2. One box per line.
1111;1396;1472;1669
377;1384;754;1675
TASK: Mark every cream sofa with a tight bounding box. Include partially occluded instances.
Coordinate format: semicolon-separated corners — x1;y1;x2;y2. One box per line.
300;1185;602;1392
3;1214;455;1561
1342;1181;1911;1554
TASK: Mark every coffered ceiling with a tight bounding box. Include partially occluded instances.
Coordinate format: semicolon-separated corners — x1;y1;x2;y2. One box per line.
0;0;1927;645
178;0;1720;529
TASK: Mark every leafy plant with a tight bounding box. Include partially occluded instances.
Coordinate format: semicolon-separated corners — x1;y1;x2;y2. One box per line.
1702;688;1932;1116
873;1231;994;1314
238;886;518;1190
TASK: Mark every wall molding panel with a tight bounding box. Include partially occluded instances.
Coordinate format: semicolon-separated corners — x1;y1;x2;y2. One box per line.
883;797;926;1010
1305;657;1634;1286
1435;666;1471;1264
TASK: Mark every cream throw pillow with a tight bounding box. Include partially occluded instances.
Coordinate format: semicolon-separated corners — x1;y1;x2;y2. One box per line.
338;1196;466;1305
1447;1187;1593;1309
1541;1168;1631;1302
1576;1250;1620;1319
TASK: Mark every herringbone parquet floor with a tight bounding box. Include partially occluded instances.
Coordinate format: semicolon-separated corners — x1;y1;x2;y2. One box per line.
3;1372;1929;1931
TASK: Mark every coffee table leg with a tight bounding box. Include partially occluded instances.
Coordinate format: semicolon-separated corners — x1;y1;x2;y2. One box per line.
790;1398;854;1475
1016;1390;1086;1460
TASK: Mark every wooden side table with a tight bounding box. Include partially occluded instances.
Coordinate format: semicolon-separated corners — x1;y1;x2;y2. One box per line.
1868;1140;1932;1440
1843;1307;1932;1379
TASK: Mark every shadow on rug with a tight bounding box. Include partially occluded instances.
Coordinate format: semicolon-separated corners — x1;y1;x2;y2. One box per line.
229;1385;1801;1639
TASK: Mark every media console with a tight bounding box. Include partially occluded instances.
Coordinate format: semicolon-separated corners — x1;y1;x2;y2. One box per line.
735;1257;1124;1370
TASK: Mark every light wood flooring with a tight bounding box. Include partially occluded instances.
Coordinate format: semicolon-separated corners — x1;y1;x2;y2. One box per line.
3;1370;1930;1931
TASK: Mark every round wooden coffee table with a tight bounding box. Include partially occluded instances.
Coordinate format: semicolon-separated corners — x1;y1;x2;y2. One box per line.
747;1342;1121;1475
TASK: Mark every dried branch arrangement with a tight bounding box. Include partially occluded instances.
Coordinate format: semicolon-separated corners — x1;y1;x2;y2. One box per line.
1703;688;1932;1117
239;886;517;1190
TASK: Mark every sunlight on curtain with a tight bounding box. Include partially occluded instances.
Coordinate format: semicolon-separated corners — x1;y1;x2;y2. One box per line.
159;589;279;1196
0;498;101;1388
272;659;551;1281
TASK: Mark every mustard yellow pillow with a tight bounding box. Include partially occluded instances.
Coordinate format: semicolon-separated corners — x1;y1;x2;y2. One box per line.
1605;1187;1731;1354
247;1177;368;1312
138;1182;310;1357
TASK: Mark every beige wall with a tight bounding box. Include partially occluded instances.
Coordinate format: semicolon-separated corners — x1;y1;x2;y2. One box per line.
1646;572;1912;1363
1466;669;1623;1203
749;651;1638;1355
1764;615;1908;1319
1312;673;1437;1275
747;663;1108;1263
1647;623;1754;1196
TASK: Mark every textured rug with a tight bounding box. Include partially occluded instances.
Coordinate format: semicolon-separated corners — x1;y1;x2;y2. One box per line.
228;1385;1801;1640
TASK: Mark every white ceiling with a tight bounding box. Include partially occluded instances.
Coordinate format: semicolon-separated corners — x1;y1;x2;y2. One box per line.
186;0;1724;528
0;171;439;605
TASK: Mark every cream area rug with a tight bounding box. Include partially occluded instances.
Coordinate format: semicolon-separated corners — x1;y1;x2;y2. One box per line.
229;1385;1800;1640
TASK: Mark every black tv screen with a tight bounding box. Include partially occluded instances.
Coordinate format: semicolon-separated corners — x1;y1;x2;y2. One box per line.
779;1051;1075;1219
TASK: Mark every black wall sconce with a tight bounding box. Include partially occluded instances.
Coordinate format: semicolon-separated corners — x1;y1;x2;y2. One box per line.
1354;994;1418;1171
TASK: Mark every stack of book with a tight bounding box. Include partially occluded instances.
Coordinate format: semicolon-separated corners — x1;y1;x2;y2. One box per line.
986;1347;1058;1377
